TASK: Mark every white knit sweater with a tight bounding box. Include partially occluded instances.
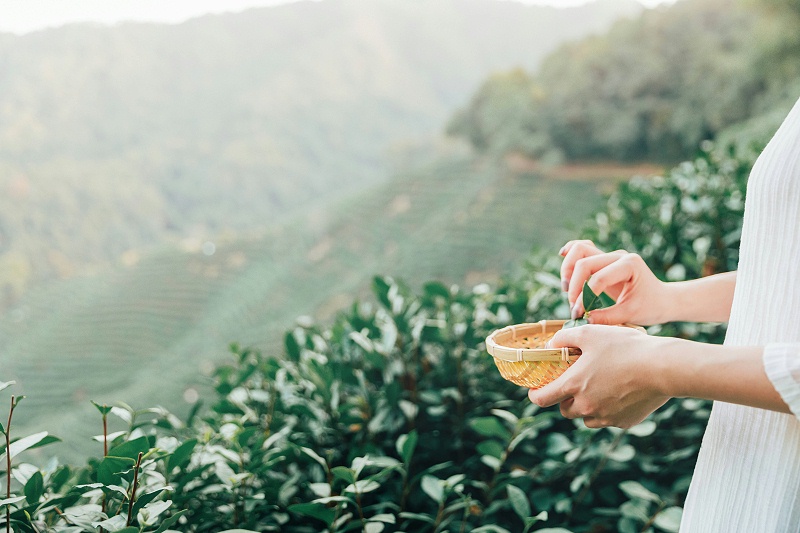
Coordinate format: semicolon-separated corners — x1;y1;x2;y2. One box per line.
680;96;800;532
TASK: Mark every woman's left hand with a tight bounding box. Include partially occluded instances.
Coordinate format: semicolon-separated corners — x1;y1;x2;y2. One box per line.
528;325;670;429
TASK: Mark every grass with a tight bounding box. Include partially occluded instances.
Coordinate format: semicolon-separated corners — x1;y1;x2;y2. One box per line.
0;154;621;461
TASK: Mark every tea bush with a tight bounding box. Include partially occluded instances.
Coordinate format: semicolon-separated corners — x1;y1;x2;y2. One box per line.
0;144;752;532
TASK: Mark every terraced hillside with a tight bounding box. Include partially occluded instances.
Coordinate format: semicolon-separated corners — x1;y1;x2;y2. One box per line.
0;154;621;460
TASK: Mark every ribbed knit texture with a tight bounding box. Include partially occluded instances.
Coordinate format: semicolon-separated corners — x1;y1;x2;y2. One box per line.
680;96;800;532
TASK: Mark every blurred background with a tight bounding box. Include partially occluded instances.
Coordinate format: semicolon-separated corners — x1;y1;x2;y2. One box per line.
0;0;797;460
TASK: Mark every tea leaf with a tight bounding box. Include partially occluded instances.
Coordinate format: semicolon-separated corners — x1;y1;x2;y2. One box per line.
582;280;615;314
507;484;531;520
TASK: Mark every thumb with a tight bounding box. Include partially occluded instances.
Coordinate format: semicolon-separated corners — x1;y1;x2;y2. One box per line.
528;373;571;408
586;303;630;325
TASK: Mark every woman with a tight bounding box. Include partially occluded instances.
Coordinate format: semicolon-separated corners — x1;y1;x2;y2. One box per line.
528;95;800;532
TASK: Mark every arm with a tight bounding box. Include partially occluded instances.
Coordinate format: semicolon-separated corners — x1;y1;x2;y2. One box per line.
663;271;737;323
559;240;736;325
528;326;792;429
651;336;788;414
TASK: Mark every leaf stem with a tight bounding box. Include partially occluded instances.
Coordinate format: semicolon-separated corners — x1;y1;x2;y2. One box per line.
6;396;16;533
101;411;108;528
126;452;144;526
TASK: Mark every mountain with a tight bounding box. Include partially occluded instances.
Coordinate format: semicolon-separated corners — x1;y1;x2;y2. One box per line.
0;0;643;305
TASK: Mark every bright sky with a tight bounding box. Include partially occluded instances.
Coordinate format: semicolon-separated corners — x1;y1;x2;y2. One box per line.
1;0;674;35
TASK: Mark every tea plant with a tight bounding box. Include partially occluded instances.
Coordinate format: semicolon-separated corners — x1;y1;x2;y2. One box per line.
0;143;749;532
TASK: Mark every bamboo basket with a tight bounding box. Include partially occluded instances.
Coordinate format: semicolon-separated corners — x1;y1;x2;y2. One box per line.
485;320;644;389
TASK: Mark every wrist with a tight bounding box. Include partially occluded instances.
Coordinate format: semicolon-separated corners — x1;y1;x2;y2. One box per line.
652;281;683;324
645;336;693;398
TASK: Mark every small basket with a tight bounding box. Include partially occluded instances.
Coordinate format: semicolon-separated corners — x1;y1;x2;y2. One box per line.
485;320;643;389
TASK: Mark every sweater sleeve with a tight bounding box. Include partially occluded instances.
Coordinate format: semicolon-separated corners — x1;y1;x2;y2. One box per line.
763;343;800;419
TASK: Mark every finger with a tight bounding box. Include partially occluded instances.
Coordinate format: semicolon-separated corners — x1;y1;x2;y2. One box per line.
559;239;593;257
583;417;609;429
548;324;590;350
560;242;602;299
586;303;632;325
567;252;626;307
585;254;638;298
528;376;573;408
559;398;579;419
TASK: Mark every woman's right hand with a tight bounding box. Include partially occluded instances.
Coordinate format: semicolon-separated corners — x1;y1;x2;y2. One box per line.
559;240;671;326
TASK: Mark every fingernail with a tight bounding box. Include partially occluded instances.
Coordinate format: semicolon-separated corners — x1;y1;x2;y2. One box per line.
571;304;580;319
561;279;568;292
559;246;566;255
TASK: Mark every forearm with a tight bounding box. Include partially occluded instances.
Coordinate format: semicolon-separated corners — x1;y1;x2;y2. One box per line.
662;271;737;323
649;336;790;414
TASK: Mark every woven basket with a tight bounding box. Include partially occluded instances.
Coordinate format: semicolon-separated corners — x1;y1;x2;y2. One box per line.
485;320;644;389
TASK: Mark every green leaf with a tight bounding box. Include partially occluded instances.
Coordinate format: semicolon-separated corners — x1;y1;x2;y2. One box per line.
284;331;301;360
421;475;444;504
108;435;150;460
469;417;512;440
365;523;385;533
476;440;505;459
92;515;128;531
0;495;26;508
619;480;661;503
298;446;328;471
628;420;657;437
132;487;173;516
471;526;512;533
97;456;136;485
330;466;355;484
91;401;113;416
423;281;450;299
289;503;336;526
169;438;197;471
151;509;188;533
561;318;589;329
582;280;615;314
653;506;683;532
343;480;380;494
0;432;60;462
507;484;531;520
396;430;418;465
398;512;436;524
137;499;172;526
24;471;44;504
490;409;518;426
608;444;636;462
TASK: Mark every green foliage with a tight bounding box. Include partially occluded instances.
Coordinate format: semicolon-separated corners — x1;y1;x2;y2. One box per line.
0;142;750;531
0;154;606;458
586;143;753;342
450;0;800;163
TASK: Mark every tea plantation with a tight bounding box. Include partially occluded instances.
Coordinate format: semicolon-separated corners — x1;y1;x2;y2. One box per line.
0;144;752;532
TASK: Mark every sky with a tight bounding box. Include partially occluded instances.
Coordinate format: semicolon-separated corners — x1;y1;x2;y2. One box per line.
1;0;675;35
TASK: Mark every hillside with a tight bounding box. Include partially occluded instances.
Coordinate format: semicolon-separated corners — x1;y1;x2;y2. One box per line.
447;0;800;163
0;0;643;306
0;149;628;460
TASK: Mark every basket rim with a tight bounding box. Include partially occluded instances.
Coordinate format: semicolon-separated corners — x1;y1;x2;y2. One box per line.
485;320;645;363
485;320;579;363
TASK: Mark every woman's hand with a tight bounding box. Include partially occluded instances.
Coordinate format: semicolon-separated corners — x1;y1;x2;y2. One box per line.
528;325;670;429
559;240;670;326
